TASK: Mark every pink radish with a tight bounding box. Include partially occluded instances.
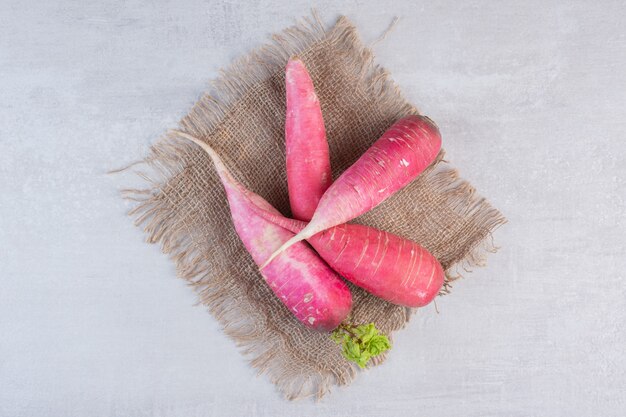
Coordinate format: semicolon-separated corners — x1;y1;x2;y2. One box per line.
263;115;442;267
285;57;332;221
249;206;444;308
169;130;352;331
279;60;442;307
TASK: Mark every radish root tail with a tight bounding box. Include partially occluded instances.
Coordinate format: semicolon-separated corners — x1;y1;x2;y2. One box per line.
261;222;320;268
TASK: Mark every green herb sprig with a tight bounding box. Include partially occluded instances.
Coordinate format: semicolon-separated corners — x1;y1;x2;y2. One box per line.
331;322;391;368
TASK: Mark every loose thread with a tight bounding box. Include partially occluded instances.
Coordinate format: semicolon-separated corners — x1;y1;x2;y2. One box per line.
369;16;400;49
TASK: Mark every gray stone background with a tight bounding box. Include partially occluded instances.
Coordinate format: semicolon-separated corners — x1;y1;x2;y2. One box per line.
1;0;624;415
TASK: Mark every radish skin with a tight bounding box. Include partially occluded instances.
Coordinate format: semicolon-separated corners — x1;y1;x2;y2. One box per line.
263;115;442;267
280;62;442;306
250;205;444;307
285;58;332;220
170;130;352;331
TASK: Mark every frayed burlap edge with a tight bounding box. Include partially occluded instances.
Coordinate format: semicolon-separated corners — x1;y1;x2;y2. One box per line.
119;14;506;400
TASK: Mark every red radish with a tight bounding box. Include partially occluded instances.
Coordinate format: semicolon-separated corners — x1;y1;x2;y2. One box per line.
285;58;332;221
279;61;442;306
250;205;444;308
263;115;442;267
170;130;352;332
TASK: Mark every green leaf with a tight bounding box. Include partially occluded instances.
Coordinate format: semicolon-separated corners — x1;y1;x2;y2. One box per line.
358;323;378;344
367;334;391;356
331;322;391;368
341;339;362;363
330;329;343;344
356;350;371;368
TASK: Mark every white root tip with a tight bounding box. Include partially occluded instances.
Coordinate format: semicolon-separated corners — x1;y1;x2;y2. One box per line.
168;130;223;164
260;223;319;269
168;129;209;152
168;129;232;183
260;234;305;269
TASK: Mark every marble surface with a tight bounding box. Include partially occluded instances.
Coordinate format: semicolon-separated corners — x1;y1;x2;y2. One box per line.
1;1;625;415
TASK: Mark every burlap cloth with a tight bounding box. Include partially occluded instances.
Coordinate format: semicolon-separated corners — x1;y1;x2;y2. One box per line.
124;15;505;399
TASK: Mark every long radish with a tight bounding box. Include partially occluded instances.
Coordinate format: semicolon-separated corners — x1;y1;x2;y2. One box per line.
263;115;442;267
249;204;444;307
281;61;442;307
170;130;352;331
285;58;332;220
